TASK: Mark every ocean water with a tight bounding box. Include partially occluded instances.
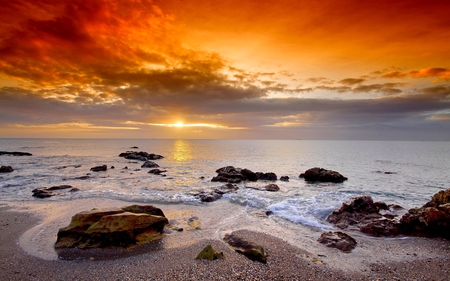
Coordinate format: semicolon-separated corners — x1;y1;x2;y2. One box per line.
1;139;449;229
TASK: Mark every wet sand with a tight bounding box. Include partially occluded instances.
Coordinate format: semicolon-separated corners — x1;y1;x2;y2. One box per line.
1;200;450;280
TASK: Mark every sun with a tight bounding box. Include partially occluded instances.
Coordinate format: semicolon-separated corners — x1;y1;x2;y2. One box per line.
173;122;184;128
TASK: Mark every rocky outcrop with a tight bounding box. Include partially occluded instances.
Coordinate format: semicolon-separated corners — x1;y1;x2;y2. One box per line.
32;185;79;198
141;161;160;168
300;167;348;183
327;195;405;237
0;165;14;173
211;166;277;183
317;231;357;253
196;245;224;261
193;183;239;202
0;151;32;156
119;151;164;161
90;165;107;172
223;233;268;263
55;205;168;249
400;189;450;239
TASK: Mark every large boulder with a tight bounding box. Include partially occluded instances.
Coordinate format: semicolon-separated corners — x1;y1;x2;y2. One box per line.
211;166;276;183
300;167;348;183
55;205;168;249
317;231;357;253
327;195;404;237
0;165;14;173
223;233;268;263
400;188;450;239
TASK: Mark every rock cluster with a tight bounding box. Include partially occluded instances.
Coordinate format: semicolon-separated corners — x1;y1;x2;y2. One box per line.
211;166;277;183
0;165;14;173
327;188;450;239
55;205;168;249
193;183;239;202
300;167;348;183
32;185;79;198
119;151;164;161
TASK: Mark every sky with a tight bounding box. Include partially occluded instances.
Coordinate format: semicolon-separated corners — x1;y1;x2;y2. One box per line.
1;0;449;140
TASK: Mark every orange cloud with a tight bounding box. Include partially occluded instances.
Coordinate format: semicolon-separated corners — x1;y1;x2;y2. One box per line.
382;68;450;80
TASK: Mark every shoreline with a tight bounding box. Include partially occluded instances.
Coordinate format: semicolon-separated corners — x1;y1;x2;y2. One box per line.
1;199;450;280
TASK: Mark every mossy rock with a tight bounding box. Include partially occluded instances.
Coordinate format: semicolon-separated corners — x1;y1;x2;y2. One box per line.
195;244;224;261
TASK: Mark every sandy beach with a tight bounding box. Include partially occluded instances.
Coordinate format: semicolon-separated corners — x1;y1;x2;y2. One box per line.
0;199;449;281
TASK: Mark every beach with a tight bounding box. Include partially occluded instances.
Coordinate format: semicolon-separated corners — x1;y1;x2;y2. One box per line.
1;199;449;281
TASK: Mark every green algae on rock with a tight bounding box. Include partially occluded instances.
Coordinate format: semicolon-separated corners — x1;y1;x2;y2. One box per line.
195;244;224;261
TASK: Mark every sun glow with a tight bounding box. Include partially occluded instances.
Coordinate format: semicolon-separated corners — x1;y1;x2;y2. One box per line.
173;122;184;128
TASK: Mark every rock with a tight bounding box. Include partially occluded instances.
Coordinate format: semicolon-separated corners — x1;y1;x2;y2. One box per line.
223;233;268;263
256;172;277;181
55;205;168;249
32;185;77;198
0;165;14;173
214;183;239;194
400;188;450;239
194;191;223;202
280;176;289;182
317;231;357;253
148;168;167;175
241;168;258;181
131;146;139;149
0;151;32;156
195;244;224;261
299;167;348;183
141;161;160;168
327;195;404;237
110;166;115;169
90;165;107;172
264;183;280;192
119;151;164;161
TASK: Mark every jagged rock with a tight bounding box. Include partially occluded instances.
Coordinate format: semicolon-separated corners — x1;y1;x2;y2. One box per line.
195;245;224;261
400;188;450;239
223;233;267;263
318;231;357;253
300;167;348;183
327;195;404;237
119;151;164;161
32;185;78;198
90;165;107;172
55;205;168;249
0;151;32;156
141;161;160;168
0;165;14;173
280;176;289;182
256;172;277;181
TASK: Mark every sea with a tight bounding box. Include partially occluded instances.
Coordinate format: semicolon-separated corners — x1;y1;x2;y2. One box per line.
1;138;449;230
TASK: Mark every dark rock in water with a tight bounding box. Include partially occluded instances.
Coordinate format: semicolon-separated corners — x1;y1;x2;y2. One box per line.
280;176;289;182
32;185;77;198
141;161;160;168
122;204;166;217
317;231;357;253
195;244;224;261
264;183;280;192
0;151;32;156
299;167;347;183
74;175;90;180
90;165;107;172
110;166;115;169
0;165;14;173
265;210;273;216
148;168;167;175
223;233;268;263
256;172;277;181
195;191;223;202
119;151;164;161
214;183;239;194
55;205;168;249
241;168;258;181
327;195;404;237
400;188;450;239
131;146;139;149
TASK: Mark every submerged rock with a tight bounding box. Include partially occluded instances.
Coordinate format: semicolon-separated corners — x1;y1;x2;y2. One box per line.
318;231;357;253
0;151;32;156
0;165;14;173
55;205;168;249
90;165;107;172
300;167;348;183
141;161;160;168
195;244;224;261
223;233;268;263
148;168;167;175
119;151;164;161
32;185;78;198
193;183;238;202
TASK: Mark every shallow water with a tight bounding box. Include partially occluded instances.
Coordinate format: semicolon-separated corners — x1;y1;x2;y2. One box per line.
1;139;449;229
